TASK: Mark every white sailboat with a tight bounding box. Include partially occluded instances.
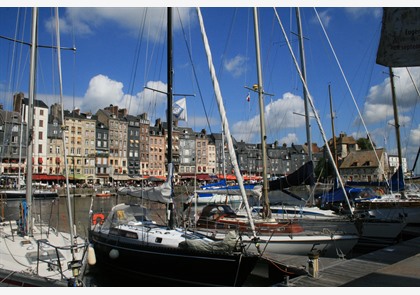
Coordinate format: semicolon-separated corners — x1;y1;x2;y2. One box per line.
352;8;420;225
259;8;408;246
194;7;359;259
0;7;88;287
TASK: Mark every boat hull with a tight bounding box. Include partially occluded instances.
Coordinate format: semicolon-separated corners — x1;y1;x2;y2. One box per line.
243;233;358;258
88;230;259;286
0;189;58;200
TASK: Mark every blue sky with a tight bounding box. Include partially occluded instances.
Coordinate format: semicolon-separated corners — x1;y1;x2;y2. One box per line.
1;2;420;175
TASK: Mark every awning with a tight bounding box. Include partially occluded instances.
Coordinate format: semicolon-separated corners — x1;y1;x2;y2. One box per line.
68;174;86;180
243;175;262;181
179;173;215;181
145;176;166;182
112;174;131;181
217;174;236;180
196;174;212;181
32;174;66;181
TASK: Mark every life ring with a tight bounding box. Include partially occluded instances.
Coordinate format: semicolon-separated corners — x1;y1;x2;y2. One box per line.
92;213;105;225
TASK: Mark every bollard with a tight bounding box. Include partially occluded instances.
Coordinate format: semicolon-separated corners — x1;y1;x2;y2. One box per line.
307;251;320;278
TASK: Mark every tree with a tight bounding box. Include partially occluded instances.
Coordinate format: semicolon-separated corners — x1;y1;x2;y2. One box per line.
314;157;335;182
357;137;375;150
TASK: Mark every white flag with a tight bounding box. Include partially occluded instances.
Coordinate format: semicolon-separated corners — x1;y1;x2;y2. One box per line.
173;97;187;122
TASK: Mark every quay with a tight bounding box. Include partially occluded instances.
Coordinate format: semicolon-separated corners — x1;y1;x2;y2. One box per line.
280;233;420;287
244;226;420;287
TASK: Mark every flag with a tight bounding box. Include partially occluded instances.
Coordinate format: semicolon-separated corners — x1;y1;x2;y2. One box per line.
246;93;250;102
376;8;420;67
173;97;187;122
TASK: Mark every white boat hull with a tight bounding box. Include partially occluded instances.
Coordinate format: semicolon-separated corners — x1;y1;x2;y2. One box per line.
242;233;359;258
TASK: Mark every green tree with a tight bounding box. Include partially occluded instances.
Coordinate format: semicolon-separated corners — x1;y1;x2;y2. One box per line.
357;137;375;150
314;157;335;182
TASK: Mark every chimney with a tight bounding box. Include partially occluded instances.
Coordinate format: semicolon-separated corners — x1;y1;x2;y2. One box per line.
13;92;24;113
118;108;128;117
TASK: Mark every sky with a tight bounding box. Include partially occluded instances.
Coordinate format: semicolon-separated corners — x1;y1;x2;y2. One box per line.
1;2;420;176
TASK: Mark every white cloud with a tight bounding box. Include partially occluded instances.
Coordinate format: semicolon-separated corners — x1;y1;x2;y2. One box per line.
223;55;248;78
231;92;307;142
360;67;420;125
278;133;299;146
80;75;169;119
344;7;382;20
316;10;332;28
82;74;125;112
54;7;194;42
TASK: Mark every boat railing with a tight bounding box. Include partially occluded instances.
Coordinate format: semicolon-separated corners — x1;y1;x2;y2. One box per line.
36;237;89;282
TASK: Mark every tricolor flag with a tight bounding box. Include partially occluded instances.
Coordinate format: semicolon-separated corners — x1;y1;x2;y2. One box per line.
246;93;250;102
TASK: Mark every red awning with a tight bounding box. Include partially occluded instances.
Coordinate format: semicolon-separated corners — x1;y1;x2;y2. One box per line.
243;175;262;181
217;174;236;180
196;174;212;181
32;174;66;181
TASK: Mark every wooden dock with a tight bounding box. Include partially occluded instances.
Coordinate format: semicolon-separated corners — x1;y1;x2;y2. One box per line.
280;236;420;287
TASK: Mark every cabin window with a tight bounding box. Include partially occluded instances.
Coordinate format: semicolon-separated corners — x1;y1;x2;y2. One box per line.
155;237;162;244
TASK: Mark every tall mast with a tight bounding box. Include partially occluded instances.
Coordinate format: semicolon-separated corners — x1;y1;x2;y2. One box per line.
167;7;175;228
55;7;76;254
25;7;38;236
253;7;271;219
389;67;404;192
296;8;312;161
296;8;315;206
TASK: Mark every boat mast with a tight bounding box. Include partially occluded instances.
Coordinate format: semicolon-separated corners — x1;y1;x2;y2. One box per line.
328;84;338;166
253;7;271;219
167;7;175;228
296;7;315;206
296;8;312;162
25;7;38;236
389;66;404;193
55;7;76;253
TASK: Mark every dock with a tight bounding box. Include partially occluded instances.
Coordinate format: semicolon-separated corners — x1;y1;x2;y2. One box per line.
282;236;420;287
244;225;420;287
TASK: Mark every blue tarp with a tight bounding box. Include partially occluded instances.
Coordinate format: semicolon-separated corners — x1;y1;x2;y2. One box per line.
320;186;364;203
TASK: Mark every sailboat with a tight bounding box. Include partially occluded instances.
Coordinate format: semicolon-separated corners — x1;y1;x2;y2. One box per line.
0;8;88;287
350;8;420;225
266;8;409;247
192;7;359;259
87;8;259;287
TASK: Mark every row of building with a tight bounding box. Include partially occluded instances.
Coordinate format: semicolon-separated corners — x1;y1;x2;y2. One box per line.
0;93;407;186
